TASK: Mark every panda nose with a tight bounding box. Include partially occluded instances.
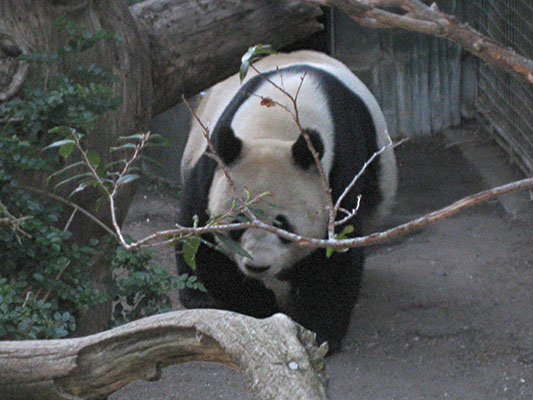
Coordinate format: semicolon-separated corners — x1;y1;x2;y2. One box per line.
244;263;270;274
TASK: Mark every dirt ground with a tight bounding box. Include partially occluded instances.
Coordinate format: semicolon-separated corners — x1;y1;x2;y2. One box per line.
111;128;532;400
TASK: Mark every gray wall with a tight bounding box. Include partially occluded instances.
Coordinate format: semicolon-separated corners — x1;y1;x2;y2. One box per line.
331;5;476;139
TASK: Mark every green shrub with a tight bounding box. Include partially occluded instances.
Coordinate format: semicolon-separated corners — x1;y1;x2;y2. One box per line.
0;18;197;340
105;238;203;327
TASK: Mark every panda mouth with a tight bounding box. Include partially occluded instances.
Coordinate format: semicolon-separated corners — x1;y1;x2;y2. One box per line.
244;263;270;274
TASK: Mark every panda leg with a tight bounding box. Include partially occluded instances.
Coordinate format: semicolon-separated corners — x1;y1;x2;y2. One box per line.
175;245;219;309
288;248;364;354
176;239;279;317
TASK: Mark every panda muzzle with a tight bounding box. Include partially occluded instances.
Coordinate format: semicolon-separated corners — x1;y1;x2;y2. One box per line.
244;263;270;274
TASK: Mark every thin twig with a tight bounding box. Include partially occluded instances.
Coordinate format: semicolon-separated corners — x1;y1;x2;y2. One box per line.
333;138;407;225
248;64;336;238
182;95;244;205
335;196;362;227
0;200;32;242
181;94;264;230
42;261;70;303
112;177;533;251
18;185;116;237
109;132;152;248
63;209;77;232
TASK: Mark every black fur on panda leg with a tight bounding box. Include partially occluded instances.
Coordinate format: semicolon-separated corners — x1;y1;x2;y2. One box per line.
282;247;365;354
175;241;219;310
176;234;279;317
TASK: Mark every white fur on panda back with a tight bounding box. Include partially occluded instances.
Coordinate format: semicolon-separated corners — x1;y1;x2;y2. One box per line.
181;50;397;223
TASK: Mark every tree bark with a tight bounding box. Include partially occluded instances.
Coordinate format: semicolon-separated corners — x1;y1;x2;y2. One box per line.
0;310;329;400
130;0;323;115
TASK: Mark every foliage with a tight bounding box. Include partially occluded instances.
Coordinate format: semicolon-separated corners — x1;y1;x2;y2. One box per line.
326;225;354;258
0;199;105;339
239;44;276;82
43;126;146;198
105;237;204;327
0;19;183;340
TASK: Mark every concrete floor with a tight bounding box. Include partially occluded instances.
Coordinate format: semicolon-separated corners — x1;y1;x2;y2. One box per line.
112;127;532;400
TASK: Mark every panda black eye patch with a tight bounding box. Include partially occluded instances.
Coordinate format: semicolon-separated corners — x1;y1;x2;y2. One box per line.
274;215;293;244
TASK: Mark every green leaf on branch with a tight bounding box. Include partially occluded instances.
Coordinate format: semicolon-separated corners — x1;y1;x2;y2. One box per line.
46;161;85;185
214;232;253;260
183;236;201;269
48;125;76;137
42;139;76;152
109;143;137;152
54;172;93;191
70;183;87;197
240;44;277;83
118;133;146;141
326;225;355;258
86;149;100;168
59;142;75;159
116;174;140;185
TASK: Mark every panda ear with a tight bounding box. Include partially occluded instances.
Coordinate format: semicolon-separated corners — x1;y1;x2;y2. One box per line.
291;129;324;170
212;125;242;165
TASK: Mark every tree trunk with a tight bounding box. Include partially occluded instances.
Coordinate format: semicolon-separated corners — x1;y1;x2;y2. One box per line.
0;310;329;400
130;0;323;114
0;0;322;335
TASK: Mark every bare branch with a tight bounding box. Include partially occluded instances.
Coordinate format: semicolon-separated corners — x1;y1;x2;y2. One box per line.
98;66;532;253
115;177;533;253
18;186;116;237
313;177;533;249
334;196;362;227
0;200;31;242
333;138;407;224
182;95;244;207
247;64;337;238
109;132;152;248
0;310;328;400
303;0;533;83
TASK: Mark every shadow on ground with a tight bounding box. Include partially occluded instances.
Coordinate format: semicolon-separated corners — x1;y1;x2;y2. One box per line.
112;130;532;400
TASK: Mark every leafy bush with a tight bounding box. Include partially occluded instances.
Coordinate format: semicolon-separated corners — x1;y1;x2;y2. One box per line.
105;238;203;327
0;18;193;340
0;185;106;339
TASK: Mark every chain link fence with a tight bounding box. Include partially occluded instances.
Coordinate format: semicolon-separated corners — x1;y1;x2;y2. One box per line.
471;0;533;177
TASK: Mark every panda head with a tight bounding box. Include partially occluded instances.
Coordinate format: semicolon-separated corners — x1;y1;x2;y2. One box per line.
208;125;328;278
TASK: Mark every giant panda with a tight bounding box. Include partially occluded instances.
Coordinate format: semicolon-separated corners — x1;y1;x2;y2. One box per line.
176;50;397;353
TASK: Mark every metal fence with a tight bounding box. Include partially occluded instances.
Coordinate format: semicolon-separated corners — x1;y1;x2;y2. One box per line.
471;0;533;177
